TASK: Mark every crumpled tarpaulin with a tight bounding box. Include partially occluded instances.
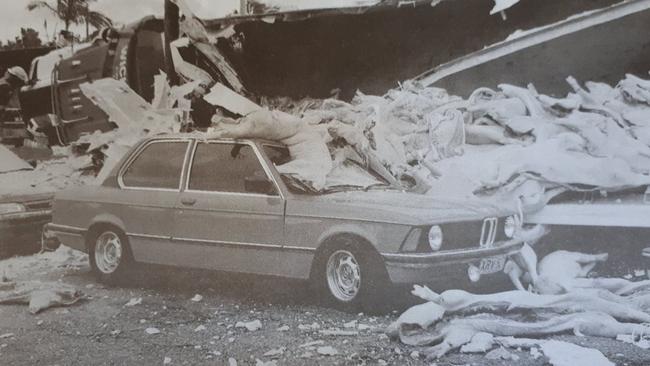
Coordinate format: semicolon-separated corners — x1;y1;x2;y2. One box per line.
0;281;83;314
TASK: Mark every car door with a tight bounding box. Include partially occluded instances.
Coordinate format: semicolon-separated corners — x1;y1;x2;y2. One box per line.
171;141;286;276
115;139;191;263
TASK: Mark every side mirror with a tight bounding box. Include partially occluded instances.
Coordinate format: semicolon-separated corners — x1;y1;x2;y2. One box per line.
244;176;275;195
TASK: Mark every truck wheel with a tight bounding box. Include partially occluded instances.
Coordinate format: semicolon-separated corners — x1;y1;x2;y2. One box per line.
314;240;388;312
89;228;132;284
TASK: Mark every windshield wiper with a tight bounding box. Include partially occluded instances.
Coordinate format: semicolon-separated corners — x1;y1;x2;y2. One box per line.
280;174;319;194
322;184;366;194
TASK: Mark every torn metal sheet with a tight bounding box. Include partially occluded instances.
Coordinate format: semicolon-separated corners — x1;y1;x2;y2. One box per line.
0;146;33;174
193;42;246;93
204;83;261;116
80;79;160;129
78;78;180;182
169;38;215;84
490;0;521;15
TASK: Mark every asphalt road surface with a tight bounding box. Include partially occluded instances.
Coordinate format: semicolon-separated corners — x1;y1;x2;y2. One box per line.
1;247;649;365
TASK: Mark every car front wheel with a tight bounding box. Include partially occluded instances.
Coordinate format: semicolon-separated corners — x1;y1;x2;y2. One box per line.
315;241;387;311
326;249;363;303
89;228;131;283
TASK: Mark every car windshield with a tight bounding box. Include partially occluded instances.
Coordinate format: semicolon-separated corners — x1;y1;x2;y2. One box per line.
262;144;392;194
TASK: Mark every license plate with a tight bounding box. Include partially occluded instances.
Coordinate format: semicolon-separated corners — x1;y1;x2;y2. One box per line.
478;256;506;274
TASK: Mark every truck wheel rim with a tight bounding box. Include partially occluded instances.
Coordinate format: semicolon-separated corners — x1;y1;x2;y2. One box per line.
326;250;361;302
95;232;122;274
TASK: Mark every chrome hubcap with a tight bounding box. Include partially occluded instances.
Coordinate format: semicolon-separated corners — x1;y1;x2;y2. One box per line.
94;232;123;274
326;250;361;302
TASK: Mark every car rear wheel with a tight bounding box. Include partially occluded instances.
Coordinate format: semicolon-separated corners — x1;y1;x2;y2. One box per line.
314;240;388;312
89;228;131;284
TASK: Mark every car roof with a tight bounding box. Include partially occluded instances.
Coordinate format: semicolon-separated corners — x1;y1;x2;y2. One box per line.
142;133;286;147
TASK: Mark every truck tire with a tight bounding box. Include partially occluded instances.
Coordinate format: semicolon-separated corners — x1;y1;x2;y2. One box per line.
88;227;132;284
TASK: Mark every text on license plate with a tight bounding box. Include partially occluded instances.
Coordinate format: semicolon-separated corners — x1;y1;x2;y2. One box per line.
478;256;506;274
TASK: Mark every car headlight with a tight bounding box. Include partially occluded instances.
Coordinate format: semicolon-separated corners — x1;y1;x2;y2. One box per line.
504;216;517;238
428;225;443;251
0;203;26;215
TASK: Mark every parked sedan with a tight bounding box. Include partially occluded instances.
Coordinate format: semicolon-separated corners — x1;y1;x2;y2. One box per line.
0;192;53;258
47;135;525;309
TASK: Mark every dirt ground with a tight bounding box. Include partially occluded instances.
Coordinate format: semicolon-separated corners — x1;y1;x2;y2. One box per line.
1;247;650;366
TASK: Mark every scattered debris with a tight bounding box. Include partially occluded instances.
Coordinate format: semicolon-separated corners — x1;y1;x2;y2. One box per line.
485;347;519;361
298;322;321;331
389;248;650;360
319;329;359;336
144;328;161;335
124;298;142;307
316;346;339;356
616;334;650;349
262;347;285;357
299;340;325;348
0;281;83;314
530;347;542;359
541;340;613;366
460;332;494;353
235;320;262;332
190;294;203;302
255;360;277;366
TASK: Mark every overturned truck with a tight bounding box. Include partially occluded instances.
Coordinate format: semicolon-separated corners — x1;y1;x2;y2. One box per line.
19;0;646;144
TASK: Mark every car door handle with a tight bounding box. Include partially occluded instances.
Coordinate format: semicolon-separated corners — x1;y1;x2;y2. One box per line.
181;198;196;206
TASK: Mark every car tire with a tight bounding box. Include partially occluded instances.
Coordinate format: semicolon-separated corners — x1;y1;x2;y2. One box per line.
313;239;388;312
88;227;132;284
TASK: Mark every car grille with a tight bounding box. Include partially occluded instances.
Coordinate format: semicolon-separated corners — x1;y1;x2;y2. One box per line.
24;200;52;211
414;218;506;252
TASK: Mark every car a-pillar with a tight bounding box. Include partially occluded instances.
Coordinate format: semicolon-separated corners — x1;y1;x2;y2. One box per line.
85;223;133;284
310;233;389;312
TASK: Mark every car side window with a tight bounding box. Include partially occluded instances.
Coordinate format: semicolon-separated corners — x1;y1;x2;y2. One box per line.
121;141;188;190
189;143;274;194
263;145;291;166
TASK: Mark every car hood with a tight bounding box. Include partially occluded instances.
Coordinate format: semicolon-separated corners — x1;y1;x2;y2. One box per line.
292;190;514;225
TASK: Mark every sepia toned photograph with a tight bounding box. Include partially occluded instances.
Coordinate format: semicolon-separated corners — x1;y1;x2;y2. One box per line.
1;0;650;365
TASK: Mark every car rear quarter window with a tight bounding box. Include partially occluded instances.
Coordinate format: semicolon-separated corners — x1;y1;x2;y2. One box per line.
121;141;188;190
189;143;269;194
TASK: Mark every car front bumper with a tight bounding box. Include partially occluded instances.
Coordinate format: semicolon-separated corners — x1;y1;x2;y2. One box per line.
381;239;524;284
0;210;52;256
